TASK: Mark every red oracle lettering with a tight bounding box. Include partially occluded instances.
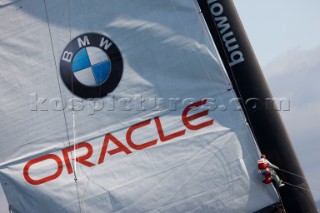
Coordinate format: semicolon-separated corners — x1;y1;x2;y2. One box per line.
126;119;157;150
154;116;186;142
23;99;217;185
23;154;63;185
98;133;132;164
62;142;95;174
182;99;214;130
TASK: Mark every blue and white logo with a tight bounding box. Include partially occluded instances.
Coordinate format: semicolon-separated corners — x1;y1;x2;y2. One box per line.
60;33;123;99
72;47;111;87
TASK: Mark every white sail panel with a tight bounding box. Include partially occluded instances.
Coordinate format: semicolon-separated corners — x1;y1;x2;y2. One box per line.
0;0;278;212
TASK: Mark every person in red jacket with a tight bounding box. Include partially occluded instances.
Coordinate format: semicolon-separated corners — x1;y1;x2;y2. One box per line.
258;154;285;187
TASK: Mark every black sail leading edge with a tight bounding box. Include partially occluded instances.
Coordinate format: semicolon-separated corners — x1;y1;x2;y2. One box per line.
197;0;317;212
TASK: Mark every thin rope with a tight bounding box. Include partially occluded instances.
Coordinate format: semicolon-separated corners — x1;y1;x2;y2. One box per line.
278;168;320;195
42;0;72;148
65;0;84;212
66;0;78;180
282;180;320;198
277;168;307;180
43;0;82;212
282;181;313;192
72;111;78;177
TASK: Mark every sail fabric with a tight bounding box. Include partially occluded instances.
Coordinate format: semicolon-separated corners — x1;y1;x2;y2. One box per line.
0;0;278;212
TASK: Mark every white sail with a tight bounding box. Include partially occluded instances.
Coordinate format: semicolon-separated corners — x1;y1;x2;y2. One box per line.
0;0;278;212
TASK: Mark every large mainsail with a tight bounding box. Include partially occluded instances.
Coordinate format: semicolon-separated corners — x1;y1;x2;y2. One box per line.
0;0;285;212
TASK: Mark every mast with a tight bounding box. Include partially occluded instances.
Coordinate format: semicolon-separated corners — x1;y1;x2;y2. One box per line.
197;0;317;212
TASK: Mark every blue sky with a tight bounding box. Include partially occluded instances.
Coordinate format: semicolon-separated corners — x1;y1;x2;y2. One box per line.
234;0;320;202
1;0;320;211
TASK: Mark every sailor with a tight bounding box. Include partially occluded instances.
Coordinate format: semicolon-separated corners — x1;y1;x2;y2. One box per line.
258;154;285;187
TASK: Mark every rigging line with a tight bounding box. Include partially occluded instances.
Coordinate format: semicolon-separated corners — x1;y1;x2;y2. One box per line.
42;0;72;148
72;110;78;178
277;168;307;180
66;0;77;179
74;179;82;213
72;109;86;213
43;0;71;141
43;0;81;212
65;1;85;212
98;71;102;136
64;0;77;181
282;181;314;193
97;26;103;169
282;181;320;197
277;168;320;192
66;0;80;184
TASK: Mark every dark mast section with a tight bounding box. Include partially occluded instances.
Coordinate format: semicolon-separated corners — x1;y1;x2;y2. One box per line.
197;0;317;212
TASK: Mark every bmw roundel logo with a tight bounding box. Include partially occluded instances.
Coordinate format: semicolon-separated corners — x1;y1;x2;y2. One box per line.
60;33;123;99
